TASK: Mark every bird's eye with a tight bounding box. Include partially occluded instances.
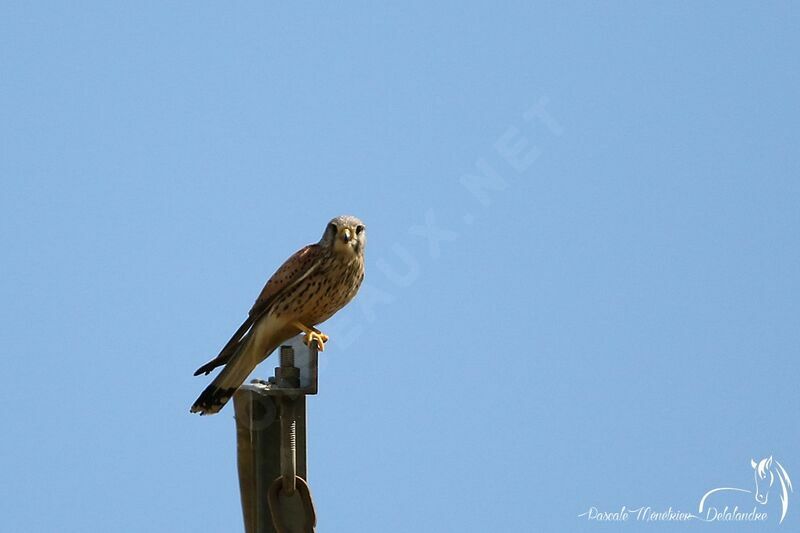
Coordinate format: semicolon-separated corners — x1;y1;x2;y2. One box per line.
356;225;364;234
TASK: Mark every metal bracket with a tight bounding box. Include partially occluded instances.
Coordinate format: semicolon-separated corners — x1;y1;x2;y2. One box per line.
233;335;319;533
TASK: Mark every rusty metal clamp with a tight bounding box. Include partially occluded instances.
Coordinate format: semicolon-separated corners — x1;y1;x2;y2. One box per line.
268;391;316;532
267;475;316;533
234;339;320;533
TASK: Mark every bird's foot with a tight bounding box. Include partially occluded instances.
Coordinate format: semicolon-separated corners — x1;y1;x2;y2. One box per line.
292;322;329;351
304;330;328;351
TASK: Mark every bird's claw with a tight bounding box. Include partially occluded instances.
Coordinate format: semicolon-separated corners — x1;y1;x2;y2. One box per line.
304;331;328;351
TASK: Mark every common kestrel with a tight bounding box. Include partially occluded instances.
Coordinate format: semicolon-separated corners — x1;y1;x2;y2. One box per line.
191;215;366;415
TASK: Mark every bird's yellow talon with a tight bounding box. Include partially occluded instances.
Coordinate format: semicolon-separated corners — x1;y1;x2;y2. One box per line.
293;321;328;351
305;331;327;351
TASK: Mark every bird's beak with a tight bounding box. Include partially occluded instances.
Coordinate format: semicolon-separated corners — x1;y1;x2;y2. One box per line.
342;228;352;244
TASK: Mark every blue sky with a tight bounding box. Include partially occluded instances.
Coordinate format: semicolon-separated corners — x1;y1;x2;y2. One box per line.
1;2;798;532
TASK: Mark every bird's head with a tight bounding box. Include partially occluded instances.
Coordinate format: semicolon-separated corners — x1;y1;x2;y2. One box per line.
322;215;366;256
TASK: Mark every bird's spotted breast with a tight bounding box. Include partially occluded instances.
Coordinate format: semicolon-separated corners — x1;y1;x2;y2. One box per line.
271;251;364;326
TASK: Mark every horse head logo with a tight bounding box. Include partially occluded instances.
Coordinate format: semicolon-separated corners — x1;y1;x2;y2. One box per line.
751;456;793;520
699;455;793;524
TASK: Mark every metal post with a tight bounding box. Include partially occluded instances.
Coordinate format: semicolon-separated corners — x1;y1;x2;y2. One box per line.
233;336;318;533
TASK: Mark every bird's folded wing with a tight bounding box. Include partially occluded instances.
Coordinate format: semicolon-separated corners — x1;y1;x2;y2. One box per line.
248;243;324;320
193;243;325;376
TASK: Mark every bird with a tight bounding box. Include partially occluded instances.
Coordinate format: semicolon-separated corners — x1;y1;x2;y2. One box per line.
190;215;366;415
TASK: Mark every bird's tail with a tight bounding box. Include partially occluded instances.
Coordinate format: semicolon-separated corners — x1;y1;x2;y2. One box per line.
190;325;281;415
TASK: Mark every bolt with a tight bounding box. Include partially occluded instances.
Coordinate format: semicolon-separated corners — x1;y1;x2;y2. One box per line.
280;345;294;368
